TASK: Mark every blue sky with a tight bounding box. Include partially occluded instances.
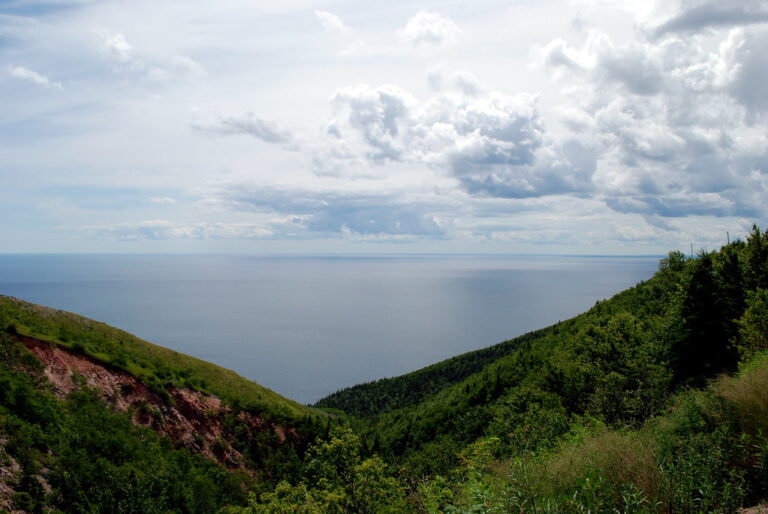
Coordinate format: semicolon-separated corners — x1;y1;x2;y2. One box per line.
1;0;767;254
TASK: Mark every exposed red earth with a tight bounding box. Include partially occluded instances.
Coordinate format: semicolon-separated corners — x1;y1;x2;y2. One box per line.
16;334;297;473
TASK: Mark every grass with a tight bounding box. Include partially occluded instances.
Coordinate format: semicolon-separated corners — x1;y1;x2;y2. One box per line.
0;295;325;423
452;352;768;513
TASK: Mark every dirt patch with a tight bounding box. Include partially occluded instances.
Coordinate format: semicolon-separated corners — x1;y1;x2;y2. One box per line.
17;334;297;473
0;439;21;513
741;506;768;514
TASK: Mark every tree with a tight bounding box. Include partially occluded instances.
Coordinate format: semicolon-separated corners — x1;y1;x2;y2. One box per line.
672;253;738;386
242;426;406;513
743;225;768;291
737;289;768;363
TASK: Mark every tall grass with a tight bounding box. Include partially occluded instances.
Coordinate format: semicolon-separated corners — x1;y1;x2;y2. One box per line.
449;352;768;513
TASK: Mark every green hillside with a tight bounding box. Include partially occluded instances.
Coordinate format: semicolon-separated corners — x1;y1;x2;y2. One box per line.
316;228;766;467
254;228;768;512
0;295;320;423
314;328;548;418
0;331;249;512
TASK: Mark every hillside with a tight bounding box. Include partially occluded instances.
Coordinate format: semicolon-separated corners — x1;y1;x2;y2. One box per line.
283;226;768;512
0;295;319;423
0;297;332;512
315;230;763;461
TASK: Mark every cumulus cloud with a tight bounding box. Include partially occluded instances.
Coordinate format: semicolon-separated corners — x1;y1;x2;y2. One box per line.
94;220;273;241
723;29;768;119
6;64;62;89
537;25;768;220
315;10;348;34
650;1;768;39
328;84;414;162
399;11;462;49
322;76;595;199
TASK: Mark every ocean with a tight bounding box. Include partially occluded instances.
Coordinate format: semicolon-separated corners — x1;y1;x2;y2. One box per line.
0;254;660;403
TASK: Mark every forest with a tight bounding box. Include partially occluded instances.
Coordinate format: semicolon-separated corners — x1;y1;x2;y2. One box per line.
2;226;768;512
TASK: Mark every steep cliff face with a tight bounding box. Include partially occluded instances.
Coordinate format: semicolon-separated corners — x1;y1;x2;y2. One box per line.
16;334;297;473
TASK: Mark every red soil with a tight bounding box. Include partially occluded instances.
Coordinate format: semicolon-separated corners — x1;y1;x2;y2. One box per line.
16;334;296;473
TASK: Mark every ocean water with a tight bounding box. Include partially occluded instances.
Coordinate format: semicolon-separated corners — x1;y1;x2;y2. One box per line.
0;254;659;404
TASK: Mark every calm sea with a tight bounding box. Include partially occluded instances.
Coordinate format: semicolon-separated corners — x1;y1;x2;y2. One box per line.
0;254;659;404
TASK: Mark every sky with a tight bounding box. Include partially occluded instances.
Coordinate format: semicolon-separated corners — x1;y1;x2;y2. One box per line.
1;0;768;254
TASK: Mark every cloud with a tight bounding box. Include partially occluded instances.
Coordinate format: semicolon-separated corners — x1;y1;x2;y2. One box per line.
538;26;768;220
315;10;347;35
323;78;596;199
723;29;768;120
339;39;367;57
94;27;132;62
604;192;756;218
328;84;414;162
211;185;447;238
399;11;461;49
148;196;176;205
4;0;766;252
93;27;205;82
192;112;295;146
6;64;62;89
94;220;274;241
427;67;483;96
650;1;768;38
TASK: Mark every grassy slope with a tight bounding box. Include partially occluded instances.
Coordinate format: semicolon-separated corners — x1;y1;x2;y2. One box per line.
0;295;323;423
441;351;768;513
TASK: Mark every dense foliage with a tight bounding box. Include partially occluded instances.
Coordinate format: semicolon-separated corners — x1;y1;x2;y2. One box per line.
0;332;248;513
302;225;768;511
317;227;768;469
314;330;544;418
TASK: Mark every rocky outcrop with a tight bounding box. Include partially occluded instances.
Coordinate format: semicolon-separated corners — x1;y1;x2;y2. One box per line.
16;335;296;473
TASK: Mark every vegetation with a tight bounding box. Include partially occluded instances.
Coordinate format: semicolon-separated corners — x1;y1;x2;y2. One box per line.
0;295;319;424
3;225;768;512
0;332;248;513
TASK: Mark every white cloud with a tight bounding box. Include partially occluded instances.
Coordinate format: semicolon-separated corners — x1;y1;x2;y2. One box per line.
427;67;483;96
6;64;62;89
94;220;274;241
209;184;448;238
93;27;205;82
538;26;768;219
148;196;177;204
94;27;132;62
315;10;347;35
192;112;295;146
339;39;367;57
399;11;462;49
322;79;595;199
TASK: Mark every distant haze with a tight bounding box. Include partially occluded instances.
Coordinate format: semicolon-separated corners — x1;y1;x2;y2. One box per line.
0;254;658;403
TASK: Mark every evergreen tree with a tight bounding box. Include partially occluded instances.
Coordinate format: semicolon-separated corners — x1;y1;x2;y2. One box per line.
672;253;738;386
